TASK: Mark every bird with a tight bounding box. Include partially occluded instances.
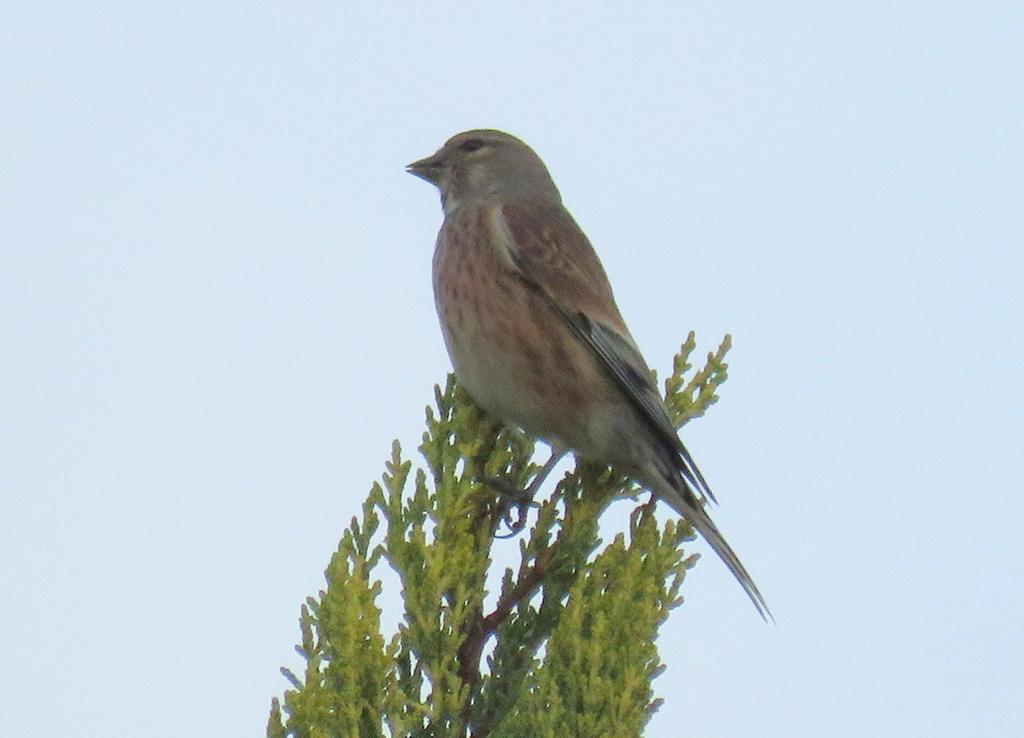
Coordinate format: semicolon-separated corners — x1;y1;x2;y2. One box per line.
407;129;770;620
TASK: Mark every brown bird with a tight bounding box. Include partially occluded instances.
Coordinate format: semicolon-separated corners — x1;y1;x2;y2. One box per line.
408;129;770;619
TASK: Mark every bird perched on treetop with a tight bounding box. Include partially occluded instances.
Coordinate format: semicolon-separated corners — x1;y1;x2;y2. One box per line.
407;129;770;620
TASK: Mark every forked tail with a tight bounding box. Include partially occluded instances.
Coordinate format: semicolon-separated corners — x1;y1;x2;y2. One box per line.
658;481;773;622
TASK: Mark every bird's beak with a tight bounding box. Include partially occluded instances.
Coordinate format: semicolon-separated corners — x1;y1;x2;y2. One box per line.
406;153;444;185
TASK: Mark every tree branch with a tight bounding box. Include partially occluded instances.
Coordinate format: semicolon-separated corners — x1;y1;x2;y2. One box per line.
458;545;555;736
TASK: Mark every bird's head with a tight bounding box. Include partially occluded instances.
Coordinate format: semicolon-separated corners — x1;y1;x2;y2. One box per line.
407;129;561;214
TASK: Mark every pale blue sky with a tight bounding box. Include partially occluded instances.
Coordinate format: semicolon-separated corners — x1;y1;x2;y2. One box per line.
3;2;1022;736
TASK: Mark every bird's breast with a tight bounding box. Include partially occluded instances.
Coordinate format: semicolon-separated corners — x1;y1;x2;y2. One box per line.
431;209;593;449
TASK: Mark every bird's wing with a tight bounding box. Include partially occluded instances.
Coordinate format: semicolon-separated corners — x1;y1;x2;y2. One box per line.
496;203;715;503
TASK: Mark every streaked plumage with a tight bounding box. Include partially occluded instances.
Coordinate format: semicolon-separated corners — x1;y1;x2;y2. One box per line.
408;129;770;619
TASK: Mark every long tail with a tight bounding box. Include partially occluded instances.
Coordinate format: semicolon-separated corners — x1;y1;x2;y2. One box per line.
657;479;773;622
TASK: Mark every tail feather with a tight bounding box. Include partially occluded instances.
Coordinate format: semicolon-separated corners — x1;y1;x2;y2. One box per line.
658;479;773;622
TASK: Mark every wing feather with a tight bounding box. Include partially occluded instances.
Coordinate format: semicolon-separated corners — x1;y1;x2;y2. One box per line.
497;203;717;504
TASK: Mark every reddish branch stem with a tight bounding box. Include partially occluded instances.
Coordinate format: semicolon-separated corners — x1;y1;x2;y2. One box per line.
457;547;554;736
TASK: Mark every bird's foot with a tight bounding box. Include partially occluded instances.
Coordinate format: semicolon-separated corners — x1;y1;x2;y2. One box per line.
483;475;541;538
484;447;566;538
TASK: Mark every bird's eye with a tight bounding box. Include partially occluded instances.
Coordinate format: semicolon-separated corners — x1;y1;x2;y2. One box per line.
459;139;486;153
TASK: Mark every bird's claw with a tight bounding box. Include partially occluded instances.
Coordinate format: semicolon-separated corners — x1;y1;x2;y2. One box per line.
481;475;541;507
482;475;539;538
483;447;566;538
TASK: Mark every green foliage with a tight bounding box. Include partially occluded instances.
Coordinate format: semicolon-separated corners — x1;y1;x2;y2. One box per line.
268;333;731;738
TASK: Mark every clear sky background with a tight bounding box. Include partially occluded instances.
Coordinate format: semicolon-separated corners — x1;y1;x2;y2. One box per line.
3;2;1022;737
